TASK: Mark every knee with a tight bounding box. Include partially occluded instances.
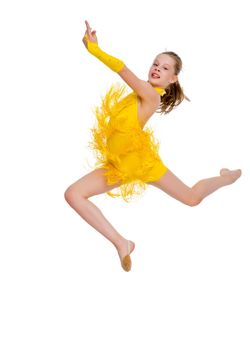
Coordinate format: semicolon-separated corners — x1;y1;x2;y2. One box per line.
185;192;202;207
64;185;79;204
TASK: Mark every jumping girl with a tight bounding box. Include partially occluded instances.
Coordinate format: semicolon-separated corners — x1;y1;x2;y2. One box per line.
64;20;242;272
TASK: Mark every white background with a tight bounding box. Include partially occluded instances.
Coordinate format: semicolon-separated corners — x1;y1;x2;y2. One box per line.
0;0;249;349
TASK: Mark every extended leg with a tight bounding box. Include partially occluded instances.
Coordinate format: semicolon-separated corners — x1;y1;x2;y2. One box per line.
148;168;242;206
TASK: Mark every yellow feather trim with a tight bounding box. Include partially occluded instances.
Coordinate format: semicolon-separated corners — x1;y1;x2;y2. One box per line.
88;83;167;202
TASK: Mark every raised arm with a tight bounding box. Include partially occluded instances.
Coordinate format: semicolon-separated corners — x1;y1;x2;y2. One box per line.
82;20;158;102
117;66;159;101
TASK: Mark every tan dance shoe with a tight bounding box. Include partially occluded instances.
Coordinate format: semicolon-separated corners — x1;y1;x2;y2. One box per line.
121;240;132;272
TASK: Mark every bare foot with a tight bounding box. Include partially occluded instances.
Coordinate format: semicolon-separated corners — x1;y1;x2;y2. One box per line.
220;168;242;184
116;239;135;272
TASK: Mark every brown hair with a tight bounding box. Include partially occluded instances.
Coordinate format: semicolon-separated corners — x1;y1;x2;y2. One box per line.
157;51;190;115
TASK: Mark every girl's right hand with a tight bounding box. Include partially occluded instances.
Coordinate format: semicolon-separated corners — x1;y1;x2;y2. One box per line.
82;20;98;49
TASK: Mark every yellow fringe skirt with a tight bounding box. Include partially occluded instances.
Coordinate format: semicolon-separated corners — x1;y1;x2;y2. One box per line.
88;84;168;202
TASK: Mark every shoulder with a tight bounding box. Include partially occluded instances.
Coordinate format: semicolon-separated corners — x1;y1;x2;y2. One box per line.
136;81;161;105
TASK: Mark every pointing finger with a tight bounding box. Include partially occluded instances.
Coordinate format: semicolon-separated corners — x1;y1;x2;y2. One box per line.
85;20;91;32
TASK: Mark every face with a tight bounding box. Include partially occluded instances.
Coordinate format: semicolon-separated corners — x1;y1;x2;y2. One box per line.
148;54;178;88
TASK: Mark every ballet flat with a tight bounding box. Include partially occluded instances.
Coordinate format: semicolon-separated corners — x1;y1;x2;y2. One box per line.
121;240;132;272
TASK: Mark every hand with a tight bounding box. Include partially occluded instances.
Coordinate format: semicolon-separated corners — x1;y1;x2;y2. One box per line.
82;20;98;48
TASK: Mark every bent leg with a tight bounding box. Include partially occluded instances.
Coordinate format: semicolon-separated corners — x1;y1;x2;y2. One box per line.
64;168;123;245
148;168;242;206
64;168;135;264
148;169;199;206
65;167;121;199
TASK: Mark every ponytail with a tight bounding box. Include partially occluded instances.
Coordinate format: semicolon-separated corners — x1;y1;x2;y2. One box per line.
158;81;190;115
158;51;190;115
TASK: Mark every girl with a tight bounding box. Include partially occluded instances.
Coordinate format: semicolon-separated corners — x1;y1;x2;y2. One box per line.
64;20;242;272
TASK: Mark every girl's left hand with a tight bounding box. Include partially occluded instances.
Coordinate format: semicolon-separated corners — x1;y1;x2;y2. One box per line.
82;20;98;48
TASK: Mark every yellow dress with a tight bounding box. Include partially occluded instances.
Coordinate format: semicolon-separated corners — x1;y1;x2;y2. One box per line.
88;83;168;202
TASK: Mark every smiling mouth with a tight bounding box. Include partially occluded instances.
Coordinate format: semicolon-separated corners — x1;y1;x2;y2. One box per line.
151;72;160;79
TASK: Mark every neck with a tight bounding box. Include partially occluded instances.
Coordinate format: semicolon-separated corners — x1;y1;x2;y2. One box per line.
147;81;166;96
148;81;164;88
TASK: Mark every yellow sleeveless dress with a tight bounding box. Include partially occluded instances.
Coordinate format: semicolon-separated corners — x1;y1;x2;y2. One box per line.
88;83;168;202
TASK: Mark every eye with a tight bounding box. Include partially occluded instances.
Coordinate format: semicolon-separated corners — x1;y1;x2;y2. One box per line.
164;67;168;70
153;63;158;66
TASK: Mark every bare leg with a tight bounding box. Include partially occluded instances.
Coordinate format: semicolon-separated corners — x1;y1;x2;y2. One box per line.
148;168;242;206
192;168;242;202
64;168;135;267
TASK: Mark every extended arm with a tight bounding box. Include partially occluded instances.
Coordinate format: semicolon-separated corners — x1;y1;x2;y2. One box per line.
83;35;125;73
83;21;158;102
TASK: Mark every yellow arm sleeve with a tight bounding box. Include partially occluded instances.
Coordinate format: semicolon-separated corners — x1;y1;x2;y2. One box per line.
84;35;125;73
